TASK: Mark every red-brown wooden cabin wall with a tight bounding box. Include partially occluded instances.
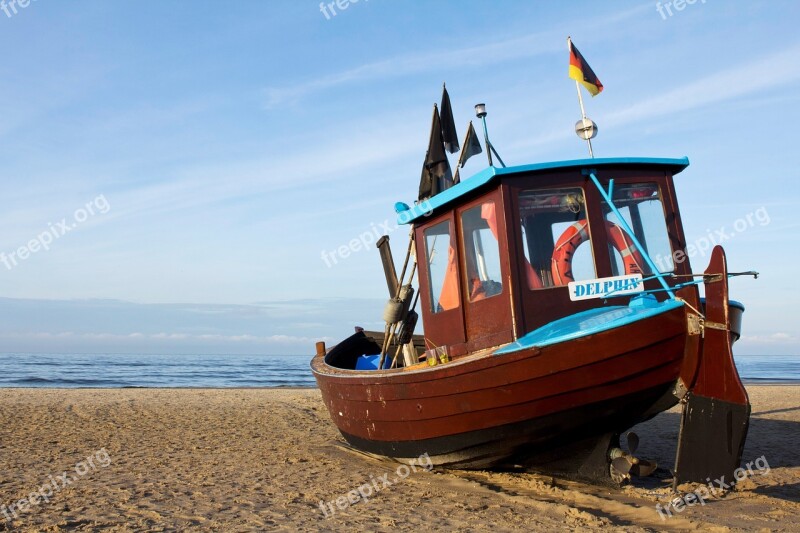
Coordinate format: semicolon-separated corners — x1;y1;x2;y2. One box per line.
415;167;699;356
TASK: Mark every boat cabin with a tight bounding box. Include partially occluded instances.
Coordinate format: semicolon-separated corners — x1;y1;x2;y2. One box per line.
399;157;698;356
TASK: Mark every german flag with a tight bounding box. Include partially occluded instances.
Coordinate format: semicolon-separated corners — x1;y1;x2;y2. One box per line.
568;38;603;97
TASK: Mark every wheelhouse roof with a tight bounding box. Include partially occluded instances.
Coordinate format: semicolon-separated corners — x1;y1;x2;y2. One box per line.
398;156;690;224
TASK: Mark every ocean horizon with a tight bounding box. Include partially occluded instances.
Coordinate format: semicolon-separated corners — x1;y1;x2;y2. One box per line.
0;353;797;388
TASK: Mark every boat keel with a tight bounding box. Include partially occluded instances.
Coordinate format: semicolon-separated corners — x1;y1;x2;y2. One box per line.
674;393;750;486
674;245;751;486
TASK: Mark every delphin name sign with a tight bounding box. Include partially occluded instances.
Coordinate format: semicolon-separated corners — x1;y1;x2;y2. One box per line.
568;274;644;302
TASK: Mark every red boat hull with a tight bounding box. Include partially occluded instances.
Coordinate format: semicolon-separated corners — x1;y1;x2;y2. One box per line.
311;303;690;469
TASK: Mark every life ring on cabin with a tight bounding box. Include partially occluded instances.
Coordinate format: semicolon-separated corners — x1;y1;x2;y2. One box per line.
551;220;645;285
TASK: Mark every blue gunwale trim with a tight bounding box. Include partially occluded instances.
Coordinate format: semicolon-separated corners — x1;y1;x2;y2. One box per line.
494;298;685;355
399;156;690;224
728;300;745;311
699;297;745;312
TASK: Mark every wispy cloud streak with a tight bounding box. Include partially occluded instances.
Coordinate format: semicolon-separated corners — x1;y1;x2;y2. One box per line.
605;43;800;127
262;5;652;109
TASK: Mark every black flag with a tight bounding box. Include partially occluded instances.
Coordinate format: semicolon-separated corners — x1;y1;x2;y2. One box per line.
440;84;459;154
453;121;483;184
460;121;482;167
418;104;453;201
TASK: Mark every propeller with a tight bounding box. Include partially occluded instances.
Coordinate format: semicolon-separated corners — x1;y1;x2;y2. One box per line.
626;431;640;455
609;447;635;483
612;456;633;475
631;459;658;477
609;458;631;484
608;433;658;482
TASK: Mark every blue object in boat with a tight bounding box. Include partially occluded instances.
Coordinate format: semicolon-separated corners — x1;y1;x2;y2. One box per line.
629;293;660;308
355;354;390;370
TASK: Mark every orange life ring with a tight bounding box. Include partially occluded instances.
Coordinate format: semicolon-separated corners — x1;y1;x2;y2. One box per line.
551;220;645;285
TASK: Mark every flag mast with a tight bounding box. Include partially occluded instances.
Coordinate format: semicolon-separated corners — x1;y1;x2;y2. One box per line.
453;120;483;184
567;36;599;159
453;125;468;184
573;67;593;158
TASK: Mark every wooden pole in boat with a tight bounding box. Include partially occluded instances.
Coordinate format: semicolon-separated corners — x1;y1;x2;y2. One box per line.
378;231;415;369
390;260;419;369
380;265;412;369
393;282;422;368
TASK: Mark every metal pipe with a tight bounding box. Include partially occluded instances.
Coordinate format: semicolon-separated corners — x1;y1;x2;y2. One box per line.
480;115;493;167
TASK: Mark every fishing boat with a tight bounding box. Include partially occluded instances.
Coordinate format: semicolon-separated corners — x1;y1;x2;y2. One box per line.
311;61;756;484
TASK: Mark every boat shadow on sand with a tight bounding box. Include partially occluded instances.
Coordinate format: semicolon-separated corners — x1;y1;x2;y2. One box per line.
630;410;800;504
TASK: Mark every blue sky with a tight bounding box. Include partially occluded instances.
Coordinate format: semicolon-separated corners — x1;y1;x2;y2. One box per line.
0;0;797;355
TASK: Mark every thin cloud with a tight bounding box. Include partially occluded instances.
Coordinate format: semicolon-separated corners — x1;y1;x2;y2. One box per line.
263;32;562;109
261;5;649;109
105;123;420;221
740;332;797;344
605;43;800;127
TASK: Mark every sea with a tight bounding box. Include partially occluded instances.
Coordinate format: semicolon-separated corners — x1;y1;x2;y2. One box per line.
0;353;797;388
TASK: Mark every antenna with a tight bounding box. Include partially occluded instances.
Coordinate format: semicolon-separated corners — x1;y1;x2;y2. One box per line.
474;103;506;168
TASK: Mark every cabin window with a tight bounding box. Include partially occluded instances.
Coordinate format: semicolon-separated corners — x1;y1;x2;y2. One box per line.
602;183;673;274
424;220;459;313
461;202;503;302
518;188;597;288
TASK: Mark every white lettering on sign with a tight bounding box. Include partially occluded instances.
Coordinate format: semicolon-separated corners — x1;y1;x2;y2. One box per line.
568;274;644;301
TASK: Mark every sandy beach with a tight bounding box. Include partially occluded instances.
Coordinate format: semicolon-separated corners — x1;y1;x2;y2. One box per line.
0;385;797;532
